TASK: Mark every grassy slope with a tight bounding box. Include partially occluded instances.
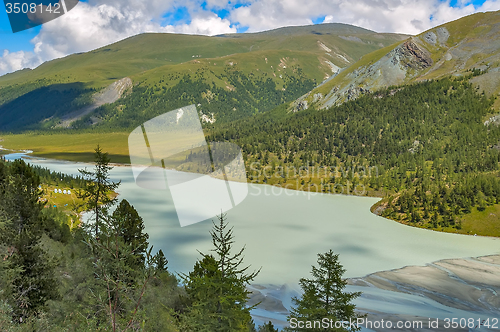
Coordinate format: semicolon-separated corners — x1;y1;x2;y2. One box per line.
0;25;407;92
308;10;500;107
0;25;408;132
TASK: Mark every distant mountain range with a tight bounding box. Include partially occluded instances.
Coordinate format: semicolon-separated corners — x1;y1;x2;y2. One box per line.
0;23;407;131
1;11;499;132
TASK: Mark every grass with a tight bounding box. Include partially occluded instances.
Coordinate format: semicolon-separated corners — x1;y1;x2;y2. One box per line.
0;30;406;92
460;205;500;237
371;198;500;238
0;132;130;164
41;184;83;228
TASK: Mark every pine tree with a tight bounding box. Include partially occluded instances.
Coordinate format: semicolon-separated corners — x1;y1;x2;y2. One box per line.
154;249;168;272
0;160;59;323
258;321;279;332
112;199;149;270
78;144;120;237
287;250;362;332
182;213;260;331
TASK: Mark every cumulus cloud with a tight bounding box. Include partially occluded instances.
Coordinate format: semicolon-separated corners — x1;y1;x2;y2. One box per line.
231;0;317;32
165;15;236;35
236;0;499;35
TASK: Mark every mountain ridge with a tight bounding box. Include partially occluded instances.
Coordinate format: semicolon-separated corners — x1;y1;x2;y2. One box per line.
0;23;407;131
294;10;500;112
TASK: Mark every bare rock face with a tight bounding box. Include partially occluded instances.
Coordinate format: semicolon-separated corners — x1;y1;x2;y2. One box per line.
58;77;132;128
94;77;133;105
312;38;431;108
436;27;450;45
397;39;433;70
423;31;437;45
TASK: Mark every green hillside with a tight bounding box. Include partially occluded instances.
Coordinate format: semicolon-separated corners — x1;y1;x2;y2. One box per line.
209;77;500;237
300;10;500;111
0;24;406;131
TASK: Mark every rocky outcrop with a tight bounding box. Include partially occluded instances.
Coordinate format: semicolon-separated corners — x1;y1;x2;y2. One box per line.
305;39;428;109
58;77;132;128
296;12;500;112
396;39;433;70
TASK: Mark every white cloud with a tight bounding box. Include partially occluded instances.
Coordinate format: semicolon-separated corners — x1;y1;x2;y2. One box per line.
0;0;236;76
231;0;316;32
235;0;500;35
165;15;236;35
0;50;41;75
477;0;500;11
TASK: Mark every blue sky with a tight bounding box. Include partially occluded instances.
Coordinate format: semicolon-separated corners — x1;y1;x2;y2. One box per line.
0;0;499;76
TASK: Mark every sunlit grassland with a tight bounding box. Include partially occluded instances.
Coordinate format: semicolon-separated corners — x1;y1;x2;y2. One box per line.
41;184;83;229
0;132;131;163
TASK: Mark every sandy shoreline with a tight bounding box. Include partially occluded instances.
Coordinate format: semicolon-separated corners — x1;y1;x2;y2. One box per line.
348;255;500;312
249;255;500;330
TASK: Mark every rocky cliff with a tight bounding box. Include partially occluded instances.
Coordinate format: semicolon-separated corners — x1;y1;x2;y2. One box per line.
294;10;500;112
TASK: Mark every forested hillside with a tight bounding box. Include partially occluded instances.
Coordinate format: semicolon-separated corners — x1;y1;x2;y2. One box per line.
73;66;315;129
0;24;406;131
0;152;357;331
208;76;500;236
299;10;500;112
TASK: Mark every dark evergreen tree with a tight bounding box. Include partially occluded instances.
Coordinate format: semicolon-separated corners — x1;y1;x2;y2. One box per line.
0;160;59;323
182;213;260;331
78;144;120;237
259;321;279;332
287;250;362;332
154;249;169;272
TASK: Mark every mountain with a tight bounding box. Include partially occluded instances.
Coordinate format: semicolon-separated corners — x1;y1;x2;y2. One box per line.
295;10;500;112
0;24;407;131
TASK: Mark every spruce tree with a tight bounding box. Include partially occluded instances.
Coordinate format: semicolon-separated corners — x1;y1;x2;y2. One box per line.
0;160;59;323
287;250;362;332
154;249;168;272
258;321;279;332
78;144;120;237
112;199;149;270
182;213;260;331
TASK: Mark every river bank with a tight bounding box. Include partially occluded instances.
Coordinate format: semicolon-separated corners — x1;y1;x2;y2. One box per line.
3;152;500;331
249;254;500;330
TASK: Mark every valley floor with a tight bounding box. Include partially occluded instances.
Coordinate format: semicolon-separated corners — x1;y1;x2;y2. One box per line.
2;131;500;238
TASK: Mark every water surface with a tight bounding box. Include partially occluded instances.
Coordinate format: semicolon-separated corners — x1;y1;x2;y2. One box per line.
8;154;498;285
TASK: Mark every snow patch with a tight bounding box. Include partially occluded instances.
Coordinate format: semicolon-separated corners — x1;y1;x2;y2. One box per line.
201;113;216;124
324;60;340;73
334;53;350;63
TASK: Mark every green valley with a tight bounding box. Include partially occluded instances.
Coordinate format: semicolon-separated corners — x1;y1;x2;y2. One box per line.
1;12;500;238
0;24;406;131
